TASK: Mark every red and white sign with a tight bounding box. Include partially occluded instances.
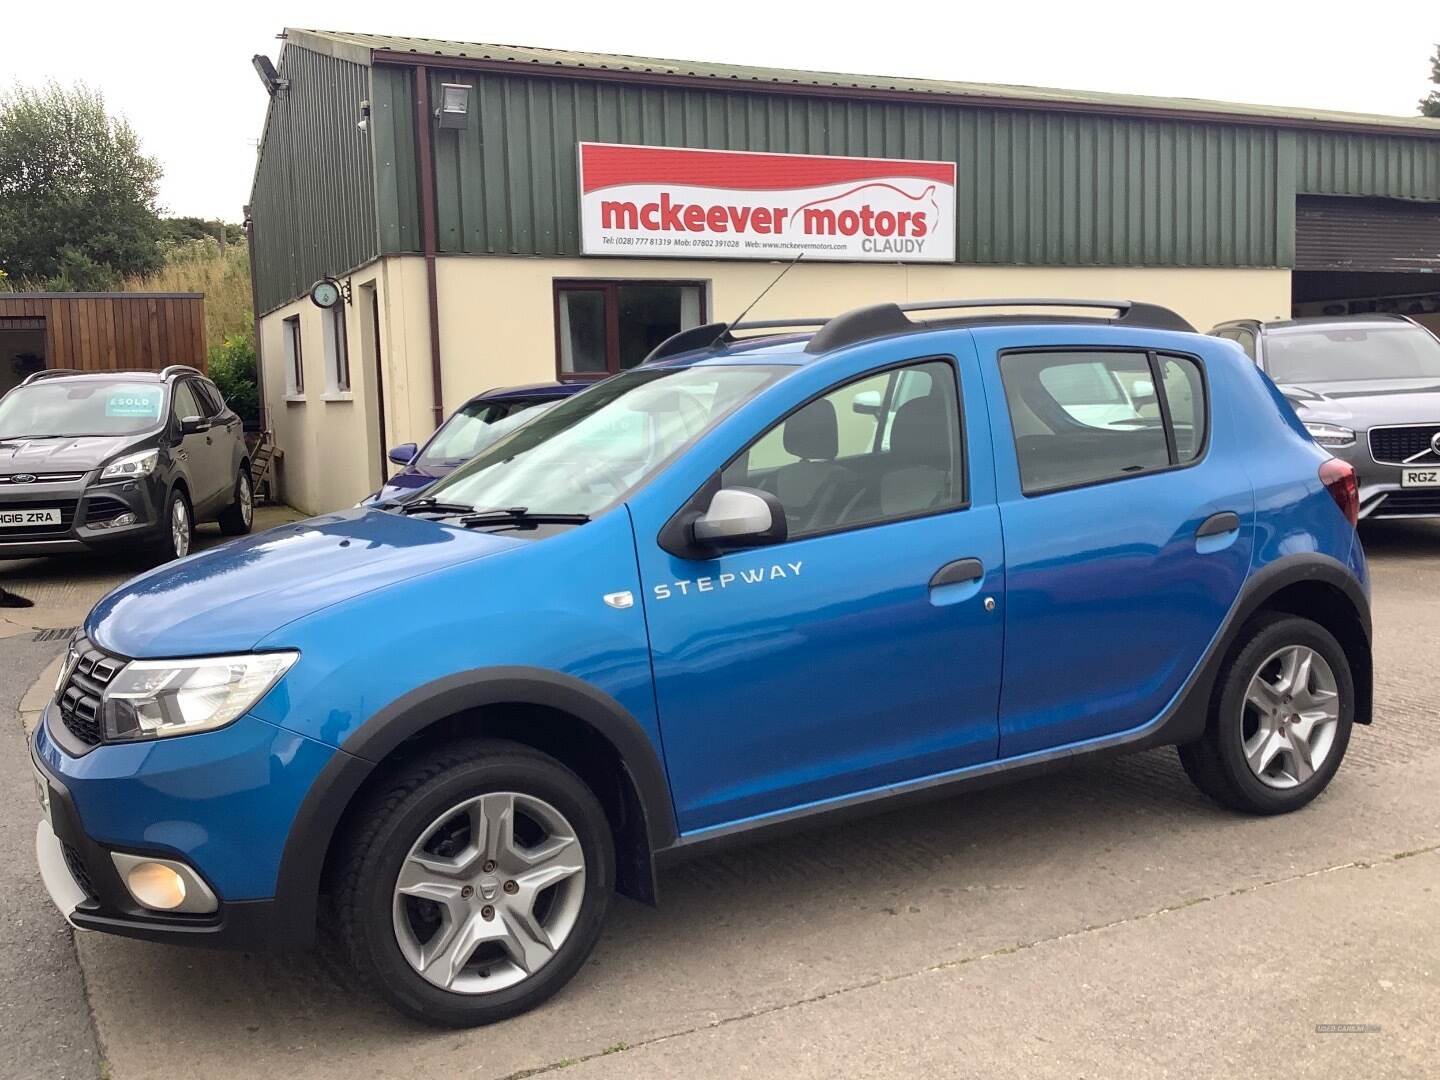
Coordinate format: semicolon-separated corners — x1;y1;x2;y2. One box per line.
579;143;956;263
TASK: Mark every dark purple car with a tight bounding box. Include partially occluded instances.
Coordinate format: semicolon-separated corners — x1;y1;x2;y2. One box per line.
363;382;584;504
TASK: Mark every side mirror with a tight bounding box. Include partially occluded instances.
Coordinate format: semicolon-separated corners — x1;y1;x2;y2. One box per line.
851;389;884;417
388;442;418;466
1130;379;1155;399
692;488;787;551
179;415;211;435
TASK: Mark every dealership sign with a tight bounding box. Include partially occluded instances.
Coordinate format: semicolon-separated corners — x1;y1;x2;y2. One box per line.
578;143;956;263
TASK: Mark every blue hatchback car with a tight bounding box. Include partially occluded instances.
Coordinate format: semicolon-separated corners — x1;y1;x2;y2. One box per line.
33;298;1371;1027
365;381;582;504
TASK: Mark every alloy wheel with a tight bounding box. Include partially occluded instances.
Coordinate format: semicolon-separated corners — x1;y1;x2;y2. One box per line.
1240;645;1340;789
391;792;586;995
171;497;191;557
239;473;253;527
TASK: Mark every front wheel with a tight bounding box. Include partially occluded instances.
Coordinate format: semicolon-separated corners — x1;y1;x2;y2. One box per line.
1179;614;1354;815
331;740;615;1027
218;468;253;536
152;487;193;563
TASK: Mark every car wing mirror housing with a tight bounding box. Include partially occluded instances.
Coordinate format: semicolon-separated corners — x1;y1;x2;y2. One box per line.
179;415;211;435
388;442;418;465
659;485;787;560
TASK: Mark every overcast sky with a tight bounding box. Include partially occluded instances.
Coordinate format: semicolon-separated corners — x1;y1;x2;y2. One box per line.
6;0;1438;219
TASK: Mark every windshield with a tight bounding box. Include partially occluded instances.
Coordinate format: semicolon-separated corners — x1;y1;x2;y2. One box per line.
0;380;167;439
416;398;556;469
420;365;787;517
1266;325;1440;384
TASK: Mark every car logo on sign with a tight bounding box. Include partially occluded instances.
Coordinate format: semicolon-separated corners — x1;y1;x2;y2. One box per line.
1431;431;1440;457
11;474;37;484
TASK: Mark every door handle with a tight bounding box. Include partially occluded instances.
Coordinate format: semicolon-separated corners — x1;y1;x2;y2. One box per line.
930;558;984;588
1195;512;1240;538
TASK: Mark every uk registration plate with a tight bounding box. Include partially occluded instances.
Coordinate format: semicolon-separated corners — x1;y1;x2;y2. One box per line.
1400;468;1440;488
0;508;61;528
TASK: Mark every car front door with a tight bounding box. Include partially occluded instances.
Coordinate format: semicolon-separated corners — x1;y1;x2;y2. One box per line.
976;329;1255;757
170;379;224;512
631;347;1005;835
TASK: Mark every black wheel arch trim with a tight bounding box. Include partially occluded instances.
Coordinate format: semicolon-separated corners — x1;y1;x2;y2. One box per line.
269;666;676;948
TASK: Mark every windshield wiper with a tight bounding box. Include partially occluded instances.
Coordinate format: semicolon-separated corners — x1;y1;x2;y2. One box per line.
397;497;477;516
456;506;591;527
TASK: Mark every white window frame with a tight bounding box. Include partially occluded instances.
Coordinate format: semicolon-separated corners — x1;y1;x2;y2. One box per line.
283;315;305;399
322;304;352;399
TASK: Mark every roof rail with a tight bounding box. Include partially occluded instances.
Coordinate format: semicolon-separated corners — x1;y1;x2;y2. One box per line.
641;318;832;365
159;364;204;379
805;298;1195;353
19;368;82;386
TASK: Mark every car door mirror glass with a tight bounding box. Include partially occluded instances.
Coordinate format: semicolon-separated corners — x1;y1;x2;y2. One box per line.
179;415;211;435
692;487;787;550
388;442;418;465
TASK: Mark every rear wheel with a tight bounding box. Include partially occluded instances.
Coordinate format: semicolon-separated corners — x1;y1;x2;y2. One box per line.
331;740;614;1027
1179;614;1353;815
218;468;253;536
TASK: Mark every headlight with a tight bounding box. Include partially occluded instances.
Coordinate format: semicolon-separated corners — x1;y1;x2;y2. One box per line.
1303;422;1355;448
101;651;298;742
99;449;159;481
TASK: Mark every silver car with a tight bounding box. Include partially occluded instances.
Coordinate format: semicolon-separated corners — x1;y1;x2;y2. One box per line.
1211;314;1440;521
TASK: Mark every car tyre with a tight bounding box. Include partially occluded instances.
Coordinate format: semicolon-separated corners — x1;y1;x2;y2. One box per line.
330;739;615;1027
153;487;193;563
1179;613;1353;815
218;467;254;536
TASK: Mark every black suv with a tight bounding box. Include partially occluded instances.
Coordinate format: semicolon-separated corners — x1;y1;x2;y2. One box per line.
0;366;252;561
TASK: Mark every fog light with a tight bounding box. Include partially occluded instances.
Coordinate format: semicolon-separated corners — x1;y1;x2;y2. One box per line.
127;863;187;909
113;512;137;527
110;852;218;914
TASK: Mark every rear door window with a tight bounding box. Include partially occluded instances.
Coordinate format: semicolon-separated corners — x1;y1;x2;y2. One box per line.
999;349;1207;495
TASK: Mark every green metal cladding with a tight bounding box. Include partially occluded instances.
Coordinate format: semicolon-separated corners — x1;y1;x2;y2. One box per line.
250;47;380;314
251;39;1440;312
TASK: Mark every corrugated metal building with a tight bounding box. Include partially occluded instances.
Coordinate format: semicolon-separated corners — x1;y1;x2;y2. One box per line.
247;28;1440;512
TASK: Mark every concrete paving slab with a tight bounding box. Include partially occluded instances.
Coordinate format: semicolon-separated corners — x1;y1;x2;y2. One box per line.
563;851;1440;1080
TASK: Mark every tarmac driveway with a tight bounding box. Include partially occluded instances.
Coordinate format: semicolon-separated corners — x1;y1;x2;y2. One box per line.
1;516;1437;1079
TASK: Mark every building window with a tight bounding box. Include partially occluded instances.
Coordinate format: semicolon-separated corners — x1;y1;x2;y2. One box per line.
554;280;705;380
323;304;351;395
284;315;304;396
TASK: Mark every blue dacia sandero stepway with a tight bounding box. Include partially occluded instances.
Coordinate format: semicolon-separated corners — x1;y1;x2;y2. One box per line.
33;298;1371;1027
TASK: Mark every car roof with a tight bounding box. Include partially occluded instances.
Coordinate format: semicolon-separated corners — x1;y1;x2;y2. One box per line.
642;299;1196;370
468;381;583;404
1259;314;1418;334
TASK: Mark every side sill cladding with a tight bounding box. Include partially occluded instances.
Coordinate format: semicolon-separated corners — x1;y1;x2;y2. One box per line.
268;667;677;949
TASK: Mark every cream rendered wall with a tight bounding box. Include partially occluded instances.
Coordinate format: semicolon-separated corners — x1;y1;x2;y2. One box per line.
430;257;1291;415
260;267;386;515
267;256;1291;511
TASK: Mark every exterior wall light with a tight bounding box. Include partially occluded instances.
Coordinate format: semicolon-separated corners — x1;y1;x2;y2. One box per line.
437;83;470;129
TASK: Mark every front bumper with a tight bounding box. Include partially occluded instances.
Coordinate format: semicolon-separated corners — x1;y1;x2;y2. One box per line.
0;477;161;557
32;702;336;950
1322;439;1440;520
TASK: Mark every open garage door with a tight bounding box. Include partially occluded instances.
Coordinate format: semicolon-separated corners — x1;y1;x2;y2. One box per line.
1293;196;1440;334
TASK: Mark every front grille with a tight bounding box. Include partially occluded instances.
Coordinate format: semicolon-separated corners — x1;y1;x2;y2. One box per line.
0;472;86;484
56;640;123;748
0;498;78;538
1369;425;1440;465
1373;490;1440;517
61;841;97;901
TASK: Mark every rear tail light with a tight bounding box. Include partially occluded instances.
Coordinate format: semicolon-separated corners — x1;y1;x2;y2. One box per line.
1319;457;1359;527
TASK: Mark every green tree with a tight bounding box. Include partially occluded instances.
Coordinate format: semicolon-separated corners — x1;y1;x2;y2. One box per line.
208;333;260;427
0;82;164;286
1423;44;1440;118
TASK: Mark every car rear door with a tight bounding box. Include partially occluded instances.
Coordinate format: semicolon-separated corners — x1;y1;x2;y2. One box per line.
975;328;1255;757
629;341;1006;835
